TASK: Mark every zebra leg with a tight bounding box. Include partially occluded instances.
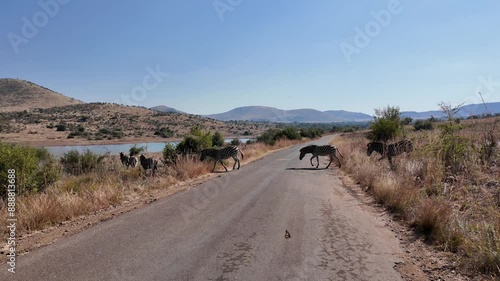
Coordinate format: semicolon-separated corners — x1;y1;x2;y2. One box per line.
232;156;240;170
310;156;315;167
220;160;228;171
212;161;217;172
325;156;332;169
315;156;320;168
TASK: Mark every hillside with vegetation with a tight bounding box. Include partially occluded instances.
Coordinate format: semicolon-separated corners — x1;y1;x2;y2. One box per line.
0;78;83;112
0;102;272;145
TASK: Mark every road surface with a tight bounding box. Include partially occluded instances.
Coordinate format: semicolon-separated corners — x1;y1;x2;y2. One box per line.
3;136;404;281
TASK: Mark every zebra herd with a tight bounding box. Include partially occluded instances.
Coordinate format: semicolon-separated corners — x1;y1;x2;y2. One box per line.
119;152;158;176
298;139;413;168
118;139;413;175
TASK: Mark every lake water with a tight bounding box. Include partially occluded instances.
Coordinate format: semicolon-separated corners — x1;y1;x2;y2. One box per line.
45;138;254;157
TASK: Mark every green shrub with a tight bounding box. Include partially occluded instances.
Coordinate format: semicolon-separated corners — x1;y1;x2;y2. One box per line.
163;143;177;164
56;124;67;131
300;127;325;138
257;127;302;145
129;145;146;156
212;131;224;147
367;106;403;142
257;129;279;145
176;136;202;154
0;142;60;197
414;120;434;131
60;150;105;175
154;127;174;138
230;138;241;146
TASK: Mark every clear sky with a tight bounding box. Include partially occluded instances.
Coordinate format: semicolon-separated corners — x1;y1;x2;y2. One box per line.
1;0;500;115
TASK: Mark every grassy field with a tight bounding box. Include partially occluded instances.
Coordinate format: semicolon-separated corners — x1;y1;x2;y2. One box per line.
0;138;303;239
332;117;500;277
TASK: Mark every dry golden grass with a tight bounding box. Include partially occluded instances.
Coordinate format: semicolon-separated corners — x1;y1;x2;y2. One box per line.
332;117;500;276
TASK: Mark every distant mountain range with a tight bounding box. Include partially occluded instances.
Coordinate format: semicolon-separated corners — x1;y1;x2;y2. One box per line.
205;106;373;122
400;102;500;120
202;103;500;123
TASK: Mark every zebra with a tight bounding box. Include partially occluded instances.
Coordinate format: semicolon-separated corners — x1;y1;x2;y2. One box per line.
366;140;413;163
299;145;344;169
119;152;138;168
119;152;129;167
139;154;158;176
128;156;138;168
200;145;244;172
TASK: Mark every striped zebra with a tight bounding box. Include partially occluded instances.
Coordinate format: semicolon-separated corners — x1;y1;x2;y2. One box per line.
119;152;138;168
366;140;413;163
139;154;158;176
200;145;244;172
119;152;129;167
128;156;137;168
299;145;344;169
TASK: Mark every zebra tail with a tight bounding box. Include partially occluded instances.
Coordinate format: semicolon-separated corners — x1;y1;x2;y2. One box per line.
336;148;345;159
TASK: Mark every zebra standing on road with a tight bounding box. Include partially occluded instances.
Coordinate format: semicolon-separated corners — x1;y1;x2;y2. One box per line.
299;145;344;169
200;145;244;172
366;140;413;164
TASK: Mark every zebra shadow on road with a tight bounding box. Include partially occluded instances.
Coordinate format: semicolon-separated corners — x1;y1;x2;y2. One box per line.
285;167;328;171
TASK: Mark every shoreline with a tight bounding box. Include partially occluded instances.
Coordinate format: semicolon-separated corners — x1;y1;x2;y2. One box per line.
1;136;252;147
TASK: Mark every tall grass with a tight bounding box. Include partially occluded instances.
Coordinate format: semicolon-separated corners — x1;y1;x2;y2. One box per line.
333;117;500;276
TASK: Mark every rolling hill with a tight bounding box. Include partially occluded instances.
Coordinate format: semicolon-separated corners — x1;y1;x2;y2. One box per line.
0;78;83;112
150;105;185;114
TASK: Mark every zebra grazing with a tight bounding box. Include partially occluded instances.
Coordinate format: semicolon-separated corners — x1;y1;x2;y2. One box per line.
299;145;344;169
367;140;413;163
139;154;158;176
200;145;244;172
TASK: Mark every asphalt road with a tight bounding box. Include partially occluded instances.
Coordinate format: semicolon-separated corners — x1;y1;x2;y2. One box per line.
3;135;404;281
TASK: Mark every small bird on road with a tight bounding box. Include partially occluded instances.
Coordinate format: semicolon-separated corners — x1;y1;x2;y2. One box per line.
285;230;291;239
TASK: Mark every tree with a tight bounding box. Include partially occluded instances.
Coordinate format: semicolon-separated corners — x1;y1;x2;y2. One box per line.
212;131;224;147
129;145;146;156
402;117;413;125
367;106;403;142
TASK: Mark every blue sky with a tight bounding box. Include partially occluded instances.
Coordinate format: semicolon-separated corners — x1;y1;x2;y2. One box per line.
1;0;500;115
